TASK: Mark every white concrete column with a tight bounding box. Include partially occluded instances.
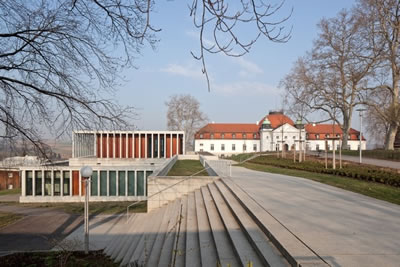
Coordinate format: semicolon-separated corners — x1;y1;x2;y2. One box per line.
50;170;54;196
158;134;160;158
97;170;100;197
72;132;75;158
113;132;116;158
164;133;166;158
134;170;137;196
107;170;109;197
145;133;148;158
106;133;109;158
100;133;103;158
119;132;122;158
139;133;142;158
125;170;128;196
32;170;36;197
69;170;72;196
61;171;64;197
170;133;172;157
41;170;44;196
94;133;97;157
126;133;128;158
176;134;179;155
182;134;185;155
116;171;119;196
132;133;135;158
21;170;26;196
150;134;153;158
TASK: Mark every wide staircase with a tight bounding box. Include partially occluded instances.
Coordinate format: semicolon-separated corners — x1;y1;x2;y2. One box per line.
103;178;291;267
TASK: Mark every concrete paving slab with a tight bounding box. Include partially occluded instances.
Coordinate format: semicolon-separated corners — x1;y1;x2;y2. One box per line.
228;166;400;267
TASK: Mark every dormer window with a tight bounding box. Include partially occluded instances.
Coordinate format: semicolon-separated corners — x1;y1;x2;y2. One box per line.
221;133;225;139
316;134;320;140
232;133;236;139
210;134;214;139
200;134;203;139
326;134;330;138
243;133;247;139
253;133;257;139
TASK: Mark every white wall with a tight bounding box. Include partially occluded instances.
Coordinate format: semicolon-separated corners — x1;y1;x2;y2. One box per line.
195;139;260;155
307;140;367;151
260;124;306;151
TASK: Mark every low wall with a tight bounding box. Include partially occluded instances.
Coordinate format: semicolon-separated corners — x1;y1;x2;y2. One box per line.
147;176;218;211
153;156;178;176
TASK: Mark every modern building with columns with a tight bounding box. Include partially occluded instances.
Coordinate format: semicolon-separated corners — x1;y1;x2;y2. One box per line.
20;130;185;203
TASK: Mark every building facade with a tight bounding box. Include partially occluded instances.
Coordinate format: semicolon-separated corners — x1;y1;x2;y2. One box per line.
20;130;185;203
194;111;366;155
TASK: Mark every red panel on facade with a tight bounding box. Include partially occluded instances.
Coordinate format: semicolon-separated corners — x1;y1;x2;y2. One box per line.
96;134;101;158
141;134;146;158
102;134;107;158
128;134;133;158
134;134;139;158
122;134;126;158
166;134;171;158
108;134;114;158
178;134;183;154
115;134;120;158
172;134;177;156
72;171;79;196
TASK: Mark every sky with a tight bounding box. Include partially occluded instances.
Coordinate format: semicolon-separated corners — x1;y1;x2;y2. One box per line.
116;0;357;131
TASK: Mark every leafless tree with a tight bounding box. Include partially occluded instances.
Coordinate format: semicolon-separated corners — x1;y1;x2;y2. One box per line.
357;0;400;150
165;94;208;151
281;9;377;149
0;0;291;157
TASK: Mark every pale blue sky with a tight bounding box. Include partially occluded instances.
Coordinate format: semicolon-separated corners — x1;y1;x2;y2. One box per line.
116;0;356;130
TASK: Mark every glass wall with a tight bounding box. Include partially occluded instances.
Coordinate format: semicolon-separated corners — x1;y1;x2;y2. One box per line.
91;171;98;196
128;171;135;196
137;171;144;196
100;171;107;196
109;171;116;196
54;171;61;196
26;171;33;196
35;171;42;196
44;171;51;196
118;171;125;196
63;171;70;196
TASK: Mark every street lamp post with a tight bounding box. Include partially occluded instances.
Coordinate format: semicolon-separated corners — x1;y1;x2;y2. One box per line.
80;166;93;255
356;109;366;164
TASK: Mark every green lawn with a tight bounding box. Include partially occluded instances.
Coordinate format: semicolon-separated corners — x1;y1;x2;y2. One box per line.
0;211;23;229
0;188;21;196
18;201;147;215
167;160;209;176
338;149;400;161
227;153;258;163
240;162;400;205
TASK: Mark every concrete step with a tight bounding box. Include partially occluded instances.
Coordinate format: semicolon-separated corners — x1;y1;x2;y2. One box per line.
129;205;169;266
121;208;162;265
194;189;217;267
103;214;136;255
201;186;239;267
214;180;289;267
146;199;181;267
114;213;148;262
157;198;183;267
207;182;263;267
170;195;187;267
107;214;142;259
221;178;328;267
185;192;201;267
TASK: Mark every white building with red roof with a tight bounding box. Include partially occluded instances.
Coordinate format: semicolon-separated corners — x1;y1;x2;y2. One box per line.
194;111;366;155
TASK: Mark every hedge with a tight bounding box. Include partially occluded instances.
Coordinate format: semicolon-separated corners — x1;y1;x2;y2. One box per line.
248;156;400;187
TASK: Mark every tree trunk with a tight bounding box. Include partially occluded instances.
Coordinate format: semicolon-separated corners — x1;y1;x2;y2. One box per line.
385;124;398;150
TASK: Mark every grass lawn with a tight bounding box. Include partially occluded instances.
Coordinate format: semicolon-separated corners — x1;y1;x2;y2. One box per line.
240;162;400;205
17;201;147;215
0;188;21;196
167;160;209;176
338;149;400;161
1;250;118;267
0;211;23;229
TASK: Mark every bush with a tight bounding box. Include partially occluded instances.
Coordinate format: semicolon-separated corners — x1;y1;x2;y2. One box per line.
248;156;400;187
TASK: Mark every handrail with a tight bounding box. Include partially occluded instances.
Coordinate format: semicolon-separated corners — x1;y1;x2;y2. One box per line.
126;163;223;221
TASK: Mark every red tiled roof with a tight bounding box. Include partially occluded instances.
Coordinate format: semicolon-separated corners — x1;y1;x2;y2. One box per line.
195;123;260;140
305;124;366;140
259;113;294;129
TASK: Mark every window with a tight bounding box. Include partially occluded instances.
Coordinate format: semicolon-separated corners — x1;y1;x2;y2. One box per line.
63;171;70;196
54;171;61;196
316;134;320;140
316;144;320;151
128;171;135;196
26;171;33;196
44;171;51;196
326;134;330;138
35;171;43;196
210;134;214;139
232;133;236;139
118;171;125;196
243;144;247;151
253;144;257;151
293;136;296;139
211;144;214;151
243;133;247;139
137;171;145;196
253;133;257;139
337;144;340;150
276;136;280;139
200;134;203;139
200;143;203;146
221;144;225;151
91;171;98;196
285;136;288;139
221;133;225;139
232;144;236;151
109;171;116;196
266;136;269;139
